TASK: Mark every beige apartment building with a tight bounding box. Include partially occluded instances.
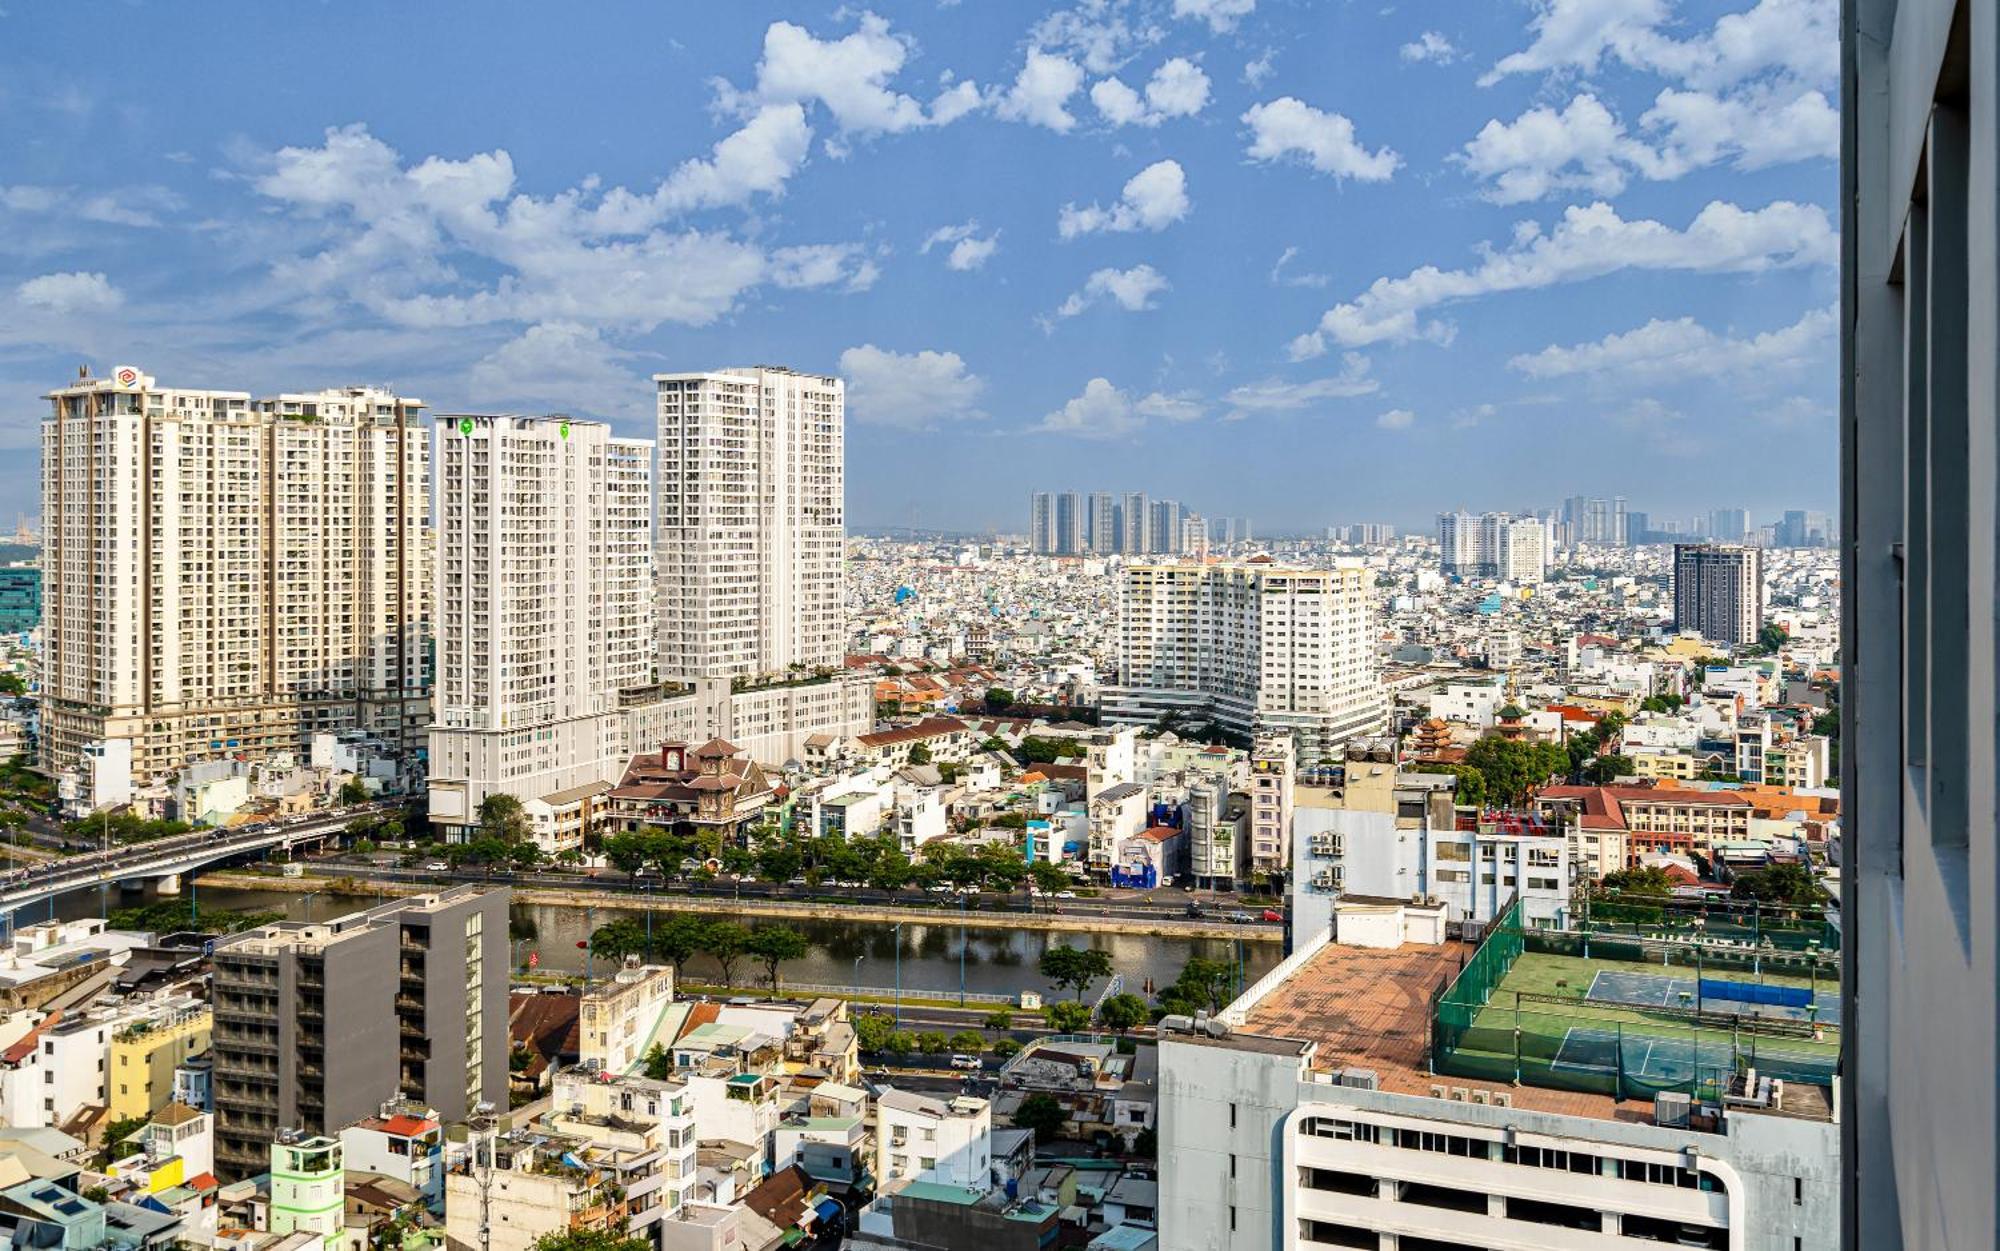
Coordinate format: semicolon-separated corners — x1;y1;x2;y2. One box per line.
40;366;429;791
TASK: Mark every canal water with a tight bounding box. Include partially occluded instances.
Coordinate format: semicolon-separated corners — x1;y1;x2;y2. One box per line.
46;880;1281;1001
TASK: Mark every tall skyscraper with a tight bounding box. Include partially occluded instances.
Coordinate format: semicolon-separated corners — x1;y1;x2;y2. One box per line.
1103;560;1385;763
1030;492;1057;554
1087;492;1119;555
1437;511;1478;576
1709;507;1750;542
1120;491;1150;555
1673;543;1765;645
39;368;429;792
654;368;843;680
209;887;508;1181
1149;499;1183;554
1562;494;1628;544
426;416;655;842
1055;491;1085;556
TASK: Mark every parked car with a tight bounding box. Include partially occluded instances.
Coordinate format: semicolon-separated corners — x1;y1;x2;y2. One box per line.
1262;909;1284;923
949;1054;983;1070
425;860;451;872
1053;890;1077;899
1227;911;1254;924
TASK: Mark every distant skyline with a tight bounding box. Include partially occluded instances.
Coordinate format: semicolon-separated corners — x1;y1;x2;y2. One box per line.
0;1;1837;530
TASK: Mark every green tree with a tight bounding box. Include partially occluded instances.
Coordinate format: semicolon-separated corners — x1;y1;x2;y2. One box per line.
1582;754;1636;784
1044;1000;1092;1033
1157;956;1236;1016
1096;992;1149;1033
96;1115;147;1165
589;918;647;961
1730;862;1821;905
641;1044;673;1082
992;1037;1022;1058
1412;763;1486;809
854;1011;897;1053
1029;862;1071;895
338;777;370;806
745;927;810;993
651;914;710;977
1038;943;1114;1001
885;1031;917;1056
983;1008;1016;1032
917;1031;949;1054
948;1029;986;1053
1131;1126;1158;1159
1013;1093;1068;1144
530;1230;653;1251
476;793;532;845
1756;622;1790;654
1602;865;1676;897
756;842;804;884
907;743;933;766
602;833;653;878
985;687;1014;710
703;921;751;986
0;673;26;696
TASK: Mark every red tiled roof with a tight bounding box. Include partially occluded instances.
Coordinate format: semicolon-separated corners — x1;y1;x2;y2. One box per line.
1540;784;1752;831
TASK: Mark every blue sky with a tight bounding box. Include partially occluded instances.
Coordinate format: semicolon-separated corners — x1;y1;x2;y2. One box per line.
0;0;1837;533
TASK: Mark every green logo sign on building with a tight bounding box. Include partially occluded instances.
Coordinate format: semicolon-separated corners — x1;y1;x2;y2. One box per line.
458;418;474;436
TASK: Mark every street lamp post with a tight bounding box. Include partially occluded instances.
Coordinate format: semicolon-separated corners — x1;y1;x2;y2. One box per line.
894;921;903;1027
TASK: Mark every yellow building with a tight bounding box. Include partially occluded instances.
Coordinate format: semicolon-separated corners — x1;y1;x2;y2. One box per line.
109;1005;211;1121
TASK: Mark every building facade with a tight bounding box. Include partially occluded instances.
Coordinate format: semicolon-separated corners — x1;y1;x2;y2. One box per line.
1104;561;1386;764
39;368;429;789
1842;1;2000;1245
1673;543;1765;646
654;367;844;682
426;416;657;841
208;886;507;1181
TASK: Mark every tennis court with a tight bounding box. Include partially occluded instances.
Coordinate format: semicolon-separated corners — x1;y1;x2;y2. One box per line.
1585;968;1842;1026
1551;1026;1835;1085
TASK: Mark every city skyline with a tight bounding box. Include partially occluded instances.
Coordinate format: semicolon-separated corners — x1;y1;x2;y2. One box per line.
0;1;1836;531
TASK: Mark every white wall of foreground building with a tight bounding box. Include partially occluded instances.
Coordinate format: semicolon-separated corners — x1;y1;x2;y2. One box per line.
1157;1034;1836;1251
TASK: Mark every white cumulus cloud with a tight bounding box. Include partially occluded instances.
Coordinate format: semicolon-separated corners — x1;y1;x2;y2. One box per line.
1222;355;1379;418
1242;97;1399;181
716;13;977;139
1048;264;1170;324
17;271;123;313
993;50;1087;133
839;344;986;428
1173;0;1255;34
1058;159;1190;238
921;221;1001;271
1091;57;1212;127
1291;198;1835;355
1037;377;1202;438
1400;31;1459;64
1509;303;1835;379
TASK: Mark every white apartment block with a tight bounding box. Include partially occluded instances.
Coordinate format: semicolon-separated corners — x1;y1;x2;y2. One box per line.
1438;511;1546;583
654;367;844;681
1104;561;1386;765
40;367;429;790
875;1089;991;1191
426;416;658;841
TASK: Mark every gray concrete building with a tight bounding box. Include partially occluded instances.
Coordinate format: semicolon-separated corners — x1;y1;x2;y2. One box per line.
209;886;508;1180
1842;1;2000;1247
